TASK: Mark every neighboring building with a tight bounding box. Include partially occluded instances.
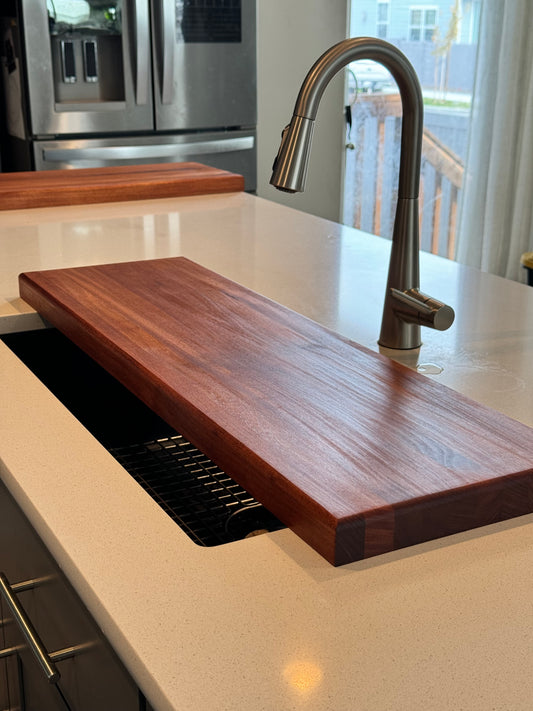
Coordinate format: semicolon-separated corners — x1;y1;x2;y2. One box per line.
351;0;481;45
350;0;481;93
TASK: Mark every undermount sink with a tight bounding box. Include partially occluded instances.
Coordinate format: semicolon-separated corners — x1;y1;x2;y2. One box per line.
1;328;284;546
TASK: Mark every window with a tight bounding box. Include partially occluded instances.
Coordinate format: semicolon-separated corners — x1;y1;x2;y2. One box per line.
376;1;389;38
409;6;438;41
345;0;479;261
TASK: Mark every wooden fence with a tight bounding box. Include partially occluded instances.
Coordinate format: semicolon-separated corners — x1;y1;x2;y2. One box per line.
343;93;464;259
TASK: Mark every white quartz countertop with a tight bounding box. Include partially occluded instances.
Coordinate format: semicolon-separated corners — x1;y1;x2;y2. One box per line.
1;192;533;710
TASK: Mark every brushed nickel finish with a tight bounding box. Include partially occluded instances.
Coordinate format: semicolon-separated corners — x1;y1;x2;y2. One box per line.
270;37;455;350
0;573;93;684
0;572;60;682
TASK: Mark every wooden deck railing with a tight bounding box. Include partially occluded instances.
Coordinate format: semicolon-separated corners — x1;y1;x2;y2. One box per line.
343;93;464;259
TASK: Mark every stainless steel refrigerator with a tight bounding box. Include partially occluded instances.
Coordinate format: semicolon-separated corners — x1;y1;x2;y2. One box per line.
1;0;257;189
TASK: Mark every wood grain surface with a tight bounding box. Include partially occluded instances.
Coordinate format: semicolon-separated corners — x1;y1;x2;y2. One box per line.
0;163;244;211
19;258;533;565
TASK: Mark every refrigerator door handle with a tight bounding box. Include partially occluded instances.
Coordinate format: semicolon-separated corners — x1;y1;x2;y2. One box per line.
41;137;255;163
132;0;150;105
161;0;176;105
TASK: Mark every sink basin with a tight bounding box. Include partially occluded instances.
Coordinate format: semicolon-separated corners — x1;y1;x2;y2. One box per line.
0;328;284;546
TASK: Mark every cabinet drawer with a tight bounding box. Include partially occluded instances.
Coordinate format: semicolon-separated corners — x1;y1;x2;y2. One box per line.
0;479;141;711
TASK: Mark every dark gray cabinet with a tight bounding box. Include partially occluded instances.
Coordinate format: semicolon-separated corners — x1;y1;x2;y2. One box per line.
0;478;144;711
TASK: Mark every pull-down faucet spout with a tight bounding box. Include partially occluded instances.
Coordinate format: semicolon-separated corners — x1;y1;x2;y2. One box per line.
270;37;454;350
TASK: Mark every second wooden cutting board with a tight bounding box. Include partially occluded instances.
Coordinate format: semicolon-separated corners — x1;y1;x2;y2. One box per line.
19;257;533;565
0;162;243;211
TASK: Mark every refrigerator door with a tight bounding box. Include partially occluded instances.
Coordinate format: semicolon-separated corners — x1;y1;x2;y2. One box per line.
151;0;256;131
19;0;153;136
32;131;257;190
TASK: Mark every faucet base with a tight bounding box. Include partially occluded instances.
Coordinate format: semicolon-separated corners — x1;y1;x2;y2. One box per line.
378;321;422;351
378;197;422;350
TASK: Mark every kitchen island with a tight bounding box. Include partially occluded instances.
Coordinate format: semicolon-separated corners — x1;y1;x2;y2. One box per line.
1;191;532;710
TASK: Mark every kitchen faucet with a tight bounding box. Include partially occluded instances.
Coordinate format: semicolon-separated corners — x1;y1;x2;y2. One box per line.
270;37;454;350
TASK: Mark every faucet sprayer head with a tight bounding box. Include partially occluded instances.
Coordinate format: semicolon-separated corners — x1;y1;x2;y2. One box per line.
270;116;315;193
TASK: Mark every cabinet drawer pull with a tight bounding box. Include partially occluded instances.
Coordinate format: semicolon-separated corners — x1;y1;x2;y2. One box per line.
0;572;60;682
0;645;21;659
11;576;53;593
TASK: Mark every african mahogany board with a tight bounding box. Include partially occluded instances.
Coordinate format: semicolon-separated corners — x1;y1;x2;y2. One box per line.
0;163;243;211
19;257;533;565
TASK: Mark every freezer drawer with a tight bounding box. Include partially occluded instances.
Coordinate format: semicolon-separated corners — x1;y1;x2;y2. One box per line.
32;130;257;191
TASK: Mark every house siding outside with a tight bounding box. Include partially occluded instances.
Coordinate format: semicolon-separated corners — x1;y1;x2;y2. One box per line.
350;0;480;93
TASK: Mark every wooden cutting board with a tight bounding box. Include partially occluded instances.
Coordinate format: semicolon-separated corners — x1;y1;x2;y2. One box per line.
19;258;533;565
0;163;243;211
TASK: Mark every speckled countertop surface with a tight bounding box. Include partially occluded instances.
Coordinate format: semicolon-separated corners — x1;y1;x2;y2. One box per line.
1;192;533;710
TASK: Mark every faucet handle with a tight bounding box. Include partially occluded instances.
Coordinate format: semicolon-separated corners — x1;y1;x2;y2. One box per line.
390;288;455;331
271;125;291;173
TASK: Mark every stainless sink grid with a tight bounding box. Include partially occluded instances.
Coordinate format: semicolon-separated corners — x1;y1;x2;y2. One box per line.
109;434;284;547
